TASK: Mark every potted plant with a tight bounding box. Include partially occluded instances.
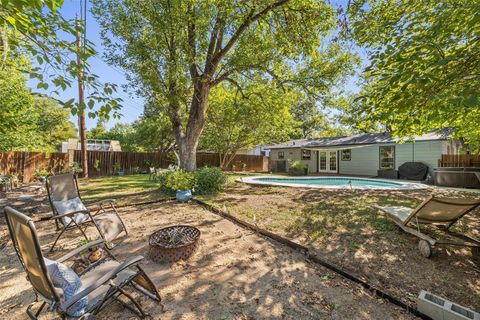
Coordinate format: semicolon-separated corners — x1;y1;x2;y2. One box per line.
0;177;11;192
113;162;124;176
34;168;49;182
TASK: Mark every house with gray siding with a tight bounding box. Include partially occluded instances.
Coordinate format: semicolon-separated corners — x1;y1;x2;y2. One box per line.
267;131;460;177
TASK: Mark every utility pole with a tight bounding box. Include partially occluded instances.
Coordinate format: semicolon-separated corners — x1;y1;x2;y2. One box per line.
76;19;88;178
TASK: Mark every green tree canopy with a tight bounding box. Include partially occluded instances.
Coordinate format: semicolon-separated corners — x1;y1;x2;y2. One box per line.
1;0;121;120
34;96;77;151
349;0;480;150
290;97;351;139
93;0;358;170
200;81;296;168
0;53;36;150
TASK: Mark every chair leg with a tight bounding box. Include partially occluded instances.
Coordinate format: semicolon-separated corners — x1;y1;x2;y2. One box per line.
50;221;90;252
26;301;46;320
117;286;149;319
50;226;69;252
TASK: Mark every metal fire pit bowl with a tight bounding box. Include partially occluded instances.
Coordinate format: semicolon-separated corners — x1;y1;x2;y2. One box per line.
149;225;200;263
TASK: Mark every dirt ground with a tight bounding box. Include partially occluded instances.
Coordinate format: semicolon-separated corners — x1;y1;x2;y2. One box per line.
199;184;480;312
0;198;417;319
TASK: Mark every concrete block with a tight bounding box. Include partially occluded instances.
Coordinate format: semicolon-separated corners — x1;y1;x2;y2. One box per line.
417;290;480;320
418;290;445;320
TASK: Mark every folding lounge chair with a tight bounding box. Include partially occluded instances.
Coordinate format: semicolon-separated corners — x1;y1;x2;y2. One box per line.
46;173;128;252
375;195;480;258
4;206;162;319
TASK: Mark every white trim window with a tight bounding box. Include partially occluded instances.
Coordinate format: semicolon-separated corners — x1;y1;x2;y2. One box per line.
379;146;395;169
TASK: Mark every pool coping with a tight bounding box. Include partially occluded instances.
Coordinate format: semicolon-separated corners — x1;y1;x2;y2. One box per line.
236;175;431;190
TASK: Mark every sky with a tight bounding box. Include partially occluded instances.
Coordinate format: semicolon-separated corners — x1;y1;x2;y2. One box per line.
27;0;365;131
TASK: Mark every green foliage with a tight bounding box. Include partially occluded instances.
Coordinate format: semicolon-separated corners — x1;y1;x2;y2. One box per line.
113;162;121;173
290;97;352;139
33;97;77;151
94;159;101;173
1;0;122;119
0;51;76;151
349;0;480;150
200;81;296;168
0;54;36;150
158;168;196;192
34;167;49;178
93;0;359;170
195;167;226;194
69;161;83;174
288;161;307;176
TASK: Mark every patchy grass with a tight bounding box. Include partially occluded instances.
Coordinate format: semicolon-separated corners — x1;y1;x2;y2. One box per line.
77;174;168;206
197;182;480;310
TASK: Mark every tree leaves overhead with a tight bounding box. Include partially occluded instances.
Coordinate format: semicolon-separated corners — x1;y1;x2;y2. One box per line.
0;0;122;119
200;80;296;167
349;0;480;151
92;0;359;169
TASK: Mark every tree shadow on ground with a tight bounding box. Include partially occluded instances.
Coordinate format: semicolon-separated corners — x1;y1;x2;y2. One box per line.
0;202;415;319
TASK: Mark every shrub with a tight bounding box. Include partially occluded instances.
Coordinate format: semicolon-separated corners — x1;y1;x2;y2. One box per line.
196;167;226;194
158;168;196;193
288;161;307;176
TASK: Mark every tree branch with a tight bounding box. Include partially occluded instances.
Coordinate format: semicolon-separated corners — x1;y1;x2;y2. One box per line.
206;0;290;76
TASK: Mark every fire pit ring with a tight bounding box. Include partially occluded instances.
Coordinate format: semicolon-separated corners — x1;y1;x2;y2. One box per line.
149;225;200;263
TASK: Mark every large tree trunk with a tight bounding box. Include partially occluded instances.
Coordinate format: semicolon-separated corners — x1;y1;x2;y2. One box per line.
175;82;210;172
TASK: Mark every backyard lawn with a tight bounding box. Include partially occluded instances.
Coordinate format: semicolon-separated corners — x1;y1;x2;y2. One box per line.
0;174;479;318
196;181;480;311
77;174;167;206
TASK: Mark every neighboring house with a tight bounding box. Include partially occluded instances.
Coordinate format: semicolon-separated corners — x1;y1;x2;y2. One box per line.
236;145;270;157
267;130;461;177
61;138;122;153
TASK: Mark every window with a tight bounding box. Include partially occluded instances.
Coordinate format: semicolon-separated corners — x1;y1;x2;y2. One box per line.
341;149;351;161
319;151;327;170
278;151;284;159
329;151;337;171
379;146;395;169
302;149;311;160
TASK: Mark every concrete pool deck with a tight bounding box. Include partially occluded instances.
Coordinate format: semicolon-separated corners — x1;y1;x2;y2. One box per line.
237;175;431;190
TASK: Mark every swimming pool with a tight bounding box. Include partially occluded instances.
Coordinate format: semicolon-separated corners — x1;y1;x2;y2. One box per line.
238;176;429;190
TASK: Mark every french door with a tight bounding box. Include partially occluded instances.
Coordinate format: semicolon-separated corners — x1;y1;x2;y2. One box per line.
318;150;337;173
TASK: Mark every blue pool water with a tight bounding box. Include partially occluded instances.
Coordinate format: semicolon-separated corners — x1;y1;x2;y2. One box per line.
243;176;426;190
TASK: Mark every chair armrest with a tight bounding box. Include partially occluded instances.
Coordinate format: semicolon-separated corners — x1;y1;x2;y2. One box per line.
50;210;90;220
59;255;144;312
56;239;106;263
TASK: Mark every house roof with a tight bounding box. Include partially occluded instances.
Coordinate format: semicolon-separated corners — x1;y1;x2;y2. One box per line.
266;130;451;150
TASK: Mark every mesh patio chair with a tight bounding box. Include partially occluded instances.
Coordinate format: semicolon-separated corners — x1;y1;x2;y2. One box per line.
46;173;128;252
375;195;480;258
4;206;162;319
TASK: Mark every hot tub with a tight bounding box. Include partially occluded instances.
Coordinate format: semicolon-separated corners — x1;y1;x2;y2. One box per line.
434;167;480;188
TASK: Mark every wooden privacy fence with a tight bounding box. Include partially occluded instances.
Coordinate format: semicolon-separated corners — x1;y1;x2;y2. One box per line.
0;152;68;182
438;154;480;167
73;150;171;177
77;151;269;177
0;151;269;182
196;153;270;172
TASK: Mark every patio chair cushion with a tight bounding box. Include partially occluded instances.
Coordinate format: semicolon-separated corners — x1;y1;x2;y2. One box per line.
52;197;90;225
44;258;88;317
